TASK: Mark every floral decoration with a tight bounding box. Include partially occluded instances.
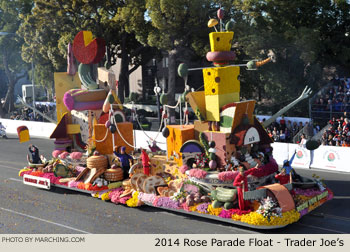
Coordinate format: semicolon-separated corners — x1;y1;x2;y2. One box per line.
188;168;207;179
153;197;179;209
138;192;157;205
126;191;141;207
179;165;189;174
207;204;223;216
19;168;32;177
101;191;111;201
217;171;238;181
256;197;282;221
196;203;210;214
109;188;131;204
195;153;209;168
240;209;300;226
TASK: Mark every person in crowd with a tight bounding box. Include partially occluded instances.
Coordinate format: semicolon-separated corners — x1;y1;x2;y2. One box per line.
272;127;280;142
285;128;291;142
298;121;304;132
279;116;286;131
286;120;293;132
279;129;286;142
299;134;307;148
292;121;299;137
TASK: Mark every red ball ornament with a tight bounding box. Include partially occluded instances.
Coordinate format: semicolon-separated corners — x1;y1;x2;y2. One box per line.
217;8;224;20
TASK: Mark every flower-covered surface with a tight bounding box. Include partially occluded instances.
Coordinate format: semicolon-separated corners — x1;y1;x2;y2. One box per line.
19;162;333;228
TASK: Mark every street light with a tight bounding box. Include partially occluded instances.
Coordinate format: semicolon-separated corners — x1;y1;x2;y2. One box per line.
0;31;35;117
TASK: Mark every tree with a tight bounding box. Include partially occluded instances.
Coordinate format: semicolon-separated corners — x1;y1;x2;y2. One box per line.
226;0;350;116
18;0;156;103
121;0;213;122
0;0;32;116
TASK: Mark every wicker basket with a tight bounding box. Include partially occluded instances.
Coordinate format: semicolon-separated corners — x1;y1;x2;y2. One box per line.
104;168;123;182
87;155;108;170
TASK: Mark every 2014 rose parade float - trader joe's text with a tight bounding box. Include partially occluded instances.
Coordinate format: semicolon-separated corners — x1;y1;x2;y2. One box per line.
155;238;272;247
155;238;345;247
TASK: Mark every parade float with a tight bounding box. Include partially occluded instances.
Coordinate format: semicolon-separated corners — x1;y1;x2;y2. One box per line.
19;10;332;229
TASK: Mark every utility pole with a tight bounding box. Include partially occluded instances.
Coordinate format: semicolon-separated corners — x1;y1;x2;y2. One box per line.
31;60;36;118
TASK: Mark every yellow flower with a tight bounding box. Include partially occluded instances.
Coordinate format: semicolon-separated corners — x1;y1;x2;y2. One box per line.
101;191;111;201
190;204;200;212
126;191;141;207
207;205;222;216
18;168;31;177
239;210;300;226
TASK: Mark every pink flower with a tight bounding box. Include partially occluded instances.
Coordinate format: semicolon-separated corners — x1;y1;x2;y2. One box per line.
70;152;83;160
41;172;63;184
218;208;251;218
59;151;69;159
52;150;63;158
110;188;132;204
68;180;80;188
183;184;200;194
154;197;179;209
181;202;191;212
179;165;189;174
75;166;85;175
218;171;239;181
196;203;210;213
138;192;157;204
188;168;207;179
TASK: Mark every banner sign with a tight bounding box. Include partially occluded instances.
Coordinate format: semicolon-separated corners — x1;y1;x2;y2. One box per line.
288;144;310;169
23;174;51;189
310;145;350;172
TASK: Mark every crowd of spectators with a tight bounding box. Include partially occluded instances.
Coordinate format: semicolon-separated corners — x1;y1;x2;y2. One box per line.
9;103;55;122
261;116;317;143
321;113;350;147
312;77;350;117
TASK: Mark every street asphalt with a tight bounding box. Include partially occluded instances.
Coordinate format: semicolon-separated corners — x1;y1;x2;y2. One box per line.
0;134;350;234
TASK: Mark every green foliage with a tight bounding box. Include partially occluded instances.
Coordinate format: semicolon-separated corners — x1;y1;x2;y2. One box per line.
227;0;350;115
17;0;156;103
199;132;209;157
2;0;350;117
0;0;32;114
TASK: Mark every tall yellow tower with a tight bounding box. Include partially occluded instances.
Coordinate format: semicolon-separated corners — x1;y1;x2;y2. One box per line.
203;32;240;121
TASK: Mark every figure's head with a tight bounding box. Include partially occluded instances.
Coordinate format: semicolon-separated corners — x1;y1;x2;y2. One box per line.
121;146;126;154
283;159;289;167
238;166;244;174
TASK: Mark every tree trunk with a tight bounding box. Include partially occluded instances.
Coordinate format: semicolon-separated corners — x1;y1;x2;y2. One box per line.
1;50;15;115
167;49;178;124
118;33;130;104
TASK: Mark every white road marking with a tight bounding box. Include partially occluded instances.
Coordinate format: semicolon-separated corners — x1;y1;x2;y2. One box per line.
333;196;350;199
0;164;22;171
321;213;350;222
9;178;23;182
296;223;347;234
0;207;91;234
0;160;27;166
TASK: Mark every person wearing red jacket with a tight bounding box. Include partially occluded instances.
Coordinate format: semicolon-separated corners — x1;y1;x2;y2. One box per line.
275;168;291;185
233;167;249;210
140;147;150;176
